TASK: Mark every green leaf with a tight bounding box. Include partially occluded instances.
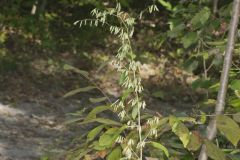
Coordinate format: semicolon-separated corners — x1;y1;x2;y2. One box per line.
63;64;89;78
230;80;240;90
107;146;122;160
205;140;226;160
203;52;209;60
80;118;122;126
192;78;212;90
65;117;84;124
203;99;216;107
121;89;132;101
181;32;198;48
152;91;164;99
233;112;240;123
89;97;108;103
131;106;138;119
150;141;169;158
169;117;190;148
190;7;210;29
178;117;197;123
87;125;105;142
186;131;202;151
209;83;220;92
158;0;172;11
63;86;96;98
206;41;226;46
67;148;91;160
93;141;107;150
99;128;118;147
85;105;112;120
183;58;198;73
216;115;240;146
229;99;240;108
228;154;240;160
173;122;190;148
212;55;223;66
200;111;207;124
167;23;185;38
99;126;127;147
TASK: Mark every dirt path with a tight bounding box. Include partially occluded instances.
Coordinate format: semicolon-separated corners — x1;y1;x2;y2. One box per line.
0;98;83;160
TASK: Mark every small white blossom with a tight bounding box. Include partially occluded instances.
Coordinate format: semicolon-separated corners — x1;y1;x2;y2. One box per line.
116;136;125;143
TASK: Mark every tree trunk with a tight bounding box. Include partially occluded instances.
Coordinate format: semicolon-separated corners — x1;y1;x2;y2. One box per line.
198;0;240;160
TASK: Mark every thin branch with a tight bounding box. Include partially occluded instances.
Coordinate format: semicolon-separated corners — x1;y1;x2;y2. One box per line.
213;0;219;15
198;0;240;160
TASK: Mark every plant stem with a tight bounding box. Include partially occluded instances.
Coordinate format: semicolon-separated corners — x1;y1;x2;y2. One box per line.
133;70;143;160
198;0;240;160
138;105;143;160
213;0;219;15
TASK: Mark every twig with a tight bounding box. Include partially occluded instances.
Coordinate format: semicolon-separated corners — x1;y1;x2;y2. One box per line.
195;113;240;117
198;0;240;160
213;0;219;15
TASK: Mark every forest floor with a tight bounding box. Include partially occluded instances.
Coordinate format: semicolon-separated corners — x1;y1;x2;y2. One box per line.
0;55;202;160
0;99;82;160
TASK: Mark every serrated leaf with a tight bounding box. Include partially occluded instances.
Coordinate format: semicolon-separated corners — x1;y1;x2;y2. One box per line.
181;32;198;48
233;112;240;123
107;146;122;160
205;140;226;160
85;105;112;120
80;118;122;126
63;86;96;98
150;141;169;158
216;115;240;146
230;80;240;90
89;97;108;103
87;125;105;142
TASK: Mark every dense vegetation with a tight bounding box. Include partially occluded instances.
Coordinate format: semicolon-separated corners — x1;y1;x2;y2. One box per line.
1;0;240;160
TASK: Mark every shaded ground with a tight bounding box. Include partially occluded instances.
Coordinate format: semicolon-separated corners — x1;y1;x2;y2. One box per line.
0;66;91;159
0;97;84;160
